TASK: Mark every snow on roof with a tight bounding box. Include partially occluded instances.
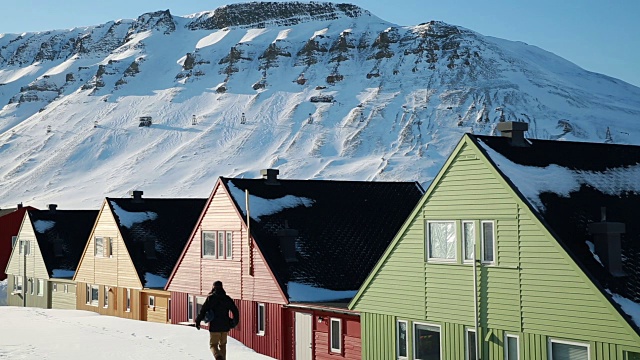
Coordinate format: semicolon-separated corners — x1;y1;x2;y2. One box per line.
109;201;158;228
608;290;640;328
33;220;55;233
287;282;357;302
227;181;314;222
144;272;168;288
585;240;604;267
52;269;75;278
478;140;640;211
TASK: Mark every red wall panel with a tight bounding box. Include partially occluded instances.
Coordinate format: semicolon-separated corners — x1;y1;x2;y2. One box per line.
0;207;32;280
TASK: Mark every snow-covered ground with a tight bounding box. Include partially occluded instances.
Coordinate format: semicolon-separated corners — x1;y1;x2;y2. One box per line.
0;307;274;359
0;280;7;306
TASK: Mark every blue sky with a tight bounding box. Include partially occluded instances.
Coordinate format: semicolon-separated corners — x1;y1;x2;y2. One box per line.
2;0;638;87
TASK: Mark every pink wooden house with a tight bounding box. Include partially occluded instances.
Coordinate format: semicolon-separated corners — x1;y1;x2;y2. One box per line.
165;170;423;359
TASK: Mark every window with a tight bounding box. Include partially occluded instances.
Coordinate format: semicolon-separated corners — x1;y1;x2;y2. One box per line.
15;276;22;292
627;352;640;360
37;279;44;296
257;303;265;335
463;221;475;262
549;339;589;360
188;295;194;322
149;295;155;308
196;296;206;318
53;283;58;292
427;221;456;261
505;334;519;360
226;232;233;259
12;236;18;248
126;289;131;312
203;232;216;257
481;221;495;264
104;286;109;308
90;285;99;306
64;284;68;293
30;278;34;295
217;231;224;259
95;237;104;257
86;284;90;304
330;318;342;353
168;299;172;321
414;323;440;360
397;320;408;359
105;237;113;257
466;328;476;360
19;240;30;255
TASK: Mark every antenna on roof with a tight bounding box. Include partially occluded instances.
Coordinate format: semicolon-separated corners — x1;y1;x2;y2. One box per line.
240;113;246;125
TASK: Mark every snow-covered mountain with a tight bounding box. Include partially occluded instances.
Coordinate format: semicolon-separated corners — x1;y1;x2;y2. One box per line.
1;2;639;208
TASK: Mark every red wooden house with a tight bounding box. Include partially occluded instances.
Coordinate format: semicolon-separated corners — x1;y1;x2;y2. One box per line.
165;169;423;359
0;204;36;280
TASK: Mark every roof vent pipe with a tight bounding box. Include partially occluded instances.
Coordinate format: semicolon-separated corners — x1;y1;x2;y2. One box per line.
496;121;529;147
130;190;144;203
588;207;626;277
48;204;57;212
261;169;280;185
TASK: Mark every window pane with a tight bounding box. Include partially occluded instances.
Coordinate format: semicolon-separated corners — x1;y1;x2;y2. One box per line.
331;320;341;351
91;286;99;303
218;232;224;259
37;279;44;296
463;222;475;261
398;321;408;357
126;289;131;310
482;222;494;262
188;295;194;320
257;304;265;333
628;352;640;360
196;296;205;316
203;232;216;256
551;342;588;360
467;331;476;360
95;237;104;257
428;222;456;260
414;324;440;360
226;232;233;259
506;336;518;360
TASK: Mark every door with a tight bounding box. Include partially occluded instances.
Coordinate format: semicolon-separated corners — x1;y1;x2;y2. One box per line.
295;312;313;359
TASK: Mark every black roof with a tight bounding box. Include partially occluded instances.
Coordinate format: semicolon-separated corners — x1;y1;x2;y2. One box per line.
221;177;424;303
472;134;640;329
107;198;207;288
27;209;98;278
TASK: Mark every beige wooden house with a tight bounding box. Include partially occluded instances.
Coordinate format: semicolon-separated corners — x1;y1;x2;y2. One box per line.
5;205;97;309
73;192;206;323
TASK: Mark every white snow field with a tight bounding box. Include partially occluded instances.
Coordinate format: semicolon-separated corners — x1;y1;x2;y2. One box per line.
0;307;274;360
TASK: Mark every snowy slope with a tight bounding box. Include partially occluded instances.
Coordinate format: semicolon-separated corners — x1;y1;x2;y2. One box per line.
0;307;274;359
1;2;639;208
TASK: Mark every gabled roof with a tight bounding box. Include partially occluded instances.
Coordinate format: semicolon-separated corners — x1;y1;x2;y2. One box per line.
470;134;640;330
27;209;98;278
220;177;424;304
0;208;17;218
106;197;207;289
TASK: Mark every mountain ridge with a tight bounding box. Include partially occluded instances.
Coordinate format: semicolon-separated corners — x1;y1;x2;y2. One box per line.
1;1;639;209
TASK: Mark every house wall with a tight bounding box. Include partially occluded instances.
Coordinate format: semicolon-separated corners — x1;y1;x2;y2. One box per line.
0;207;31;281
140;290;170;323
311;310;361;360
76;282;142;320
353;140;640;359
230;300;285;360
50;280;76;310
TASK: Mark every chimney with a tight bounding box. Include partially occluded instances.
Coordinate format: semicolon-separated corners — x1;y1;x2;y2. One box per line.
48;204;57;212
17;203;23;209
588;207;626;277
496;121;529;147
261;169;280;185
130;190;144;203
277;221;298;263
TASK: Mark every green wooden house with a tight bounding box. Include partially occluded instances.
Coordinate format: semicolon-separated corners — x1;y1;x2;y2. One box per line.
349;122;640;360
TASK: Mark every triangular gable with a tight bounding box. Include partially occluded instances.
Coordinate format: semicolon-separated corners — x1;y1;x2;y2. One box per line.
73;200;142;289
5;212;49;280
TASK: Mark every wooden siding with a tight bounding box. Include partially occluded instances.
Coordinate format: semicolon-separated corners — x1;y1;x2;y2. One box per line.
310;310;361;360
76;282;142;320
229;300;285;360
6;214;50;281
141;290;169;323
354;139;640;359
166;181;286;304
74;201;142;290
50;281;76;309
0;207;30;280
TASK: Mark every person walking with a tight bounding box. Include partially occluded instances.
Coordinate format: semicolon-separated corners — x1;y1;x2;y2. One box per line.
195;281;240;360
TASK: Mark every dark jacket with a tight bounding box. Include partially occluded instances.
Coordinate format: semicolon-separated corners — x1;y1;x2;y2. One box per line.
195;288;239;332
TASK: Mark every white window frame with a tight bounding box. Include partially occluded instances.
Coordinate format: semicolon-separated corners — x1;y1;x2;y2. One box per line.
548;338;590;360
462;221;475;263
104;286;109;308
19;240;30;255
168;299;172;321
15;276;22;292
202;231;217;258
257;303;266;336
505;333;520;360
481;221;496;264
465;328;476;360
90;285;99;306
94;237;104;257
64;284;68;293
149;295;155;308
29;278;34;295
397;320;409;359
105;237;113;258
217;231;225;259
11;236;18;248
413;322;442;360
126;288;131;312
226;232;233;259
188;294;194;322
426;221;457;262
330;318;342;353
86;284;91;304
37;279;44;296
